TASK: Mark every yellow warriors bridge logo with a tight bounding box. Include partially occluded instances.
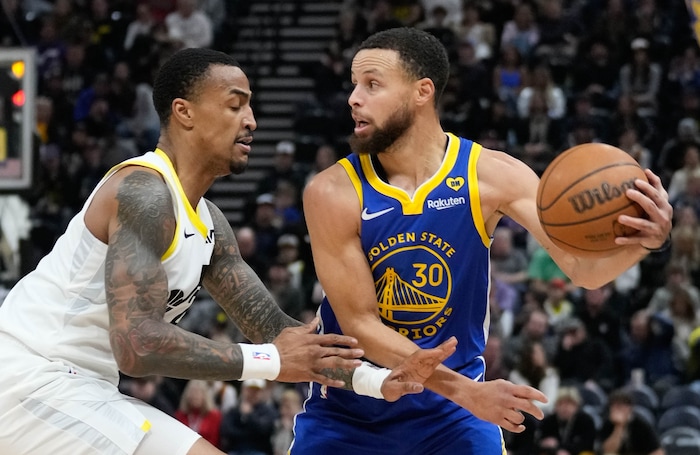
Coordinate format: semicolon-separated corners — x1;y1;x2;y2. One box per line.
371;245;452;327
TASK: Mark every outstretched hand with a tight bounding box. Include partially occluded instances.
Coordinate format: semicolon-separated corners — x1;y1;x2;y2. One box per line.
273;317;363;387
467;379;548;433
381;337;458;402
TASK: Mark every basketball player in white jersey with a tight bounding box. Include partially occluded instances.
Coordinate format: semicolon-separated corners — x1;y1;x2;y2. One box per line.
0;48;457;455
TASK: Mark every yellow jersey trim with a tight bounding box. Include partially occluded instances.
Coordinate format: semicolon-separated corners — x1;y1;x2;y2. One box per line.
141;419;152;432
154;148;209;239
339;158;364;209
467;143;490;247
358;133;460;215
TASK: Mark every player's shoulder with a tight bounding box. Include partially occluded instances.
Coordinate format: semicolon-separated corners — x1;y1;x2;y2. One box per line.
304;162;359;214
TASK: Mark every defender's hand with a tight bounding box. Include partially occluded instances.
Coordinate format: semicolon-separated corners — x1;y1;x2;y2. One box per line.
381;337;458;402
273;317;363;387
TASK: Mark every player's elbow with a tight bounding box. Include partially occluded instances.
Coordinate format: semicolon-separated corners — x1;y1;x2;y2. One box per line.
109;331;153;377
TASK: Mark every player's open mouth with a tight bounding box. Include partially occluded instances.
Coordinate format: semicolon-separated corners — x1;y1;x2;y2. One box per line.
354;121;370;134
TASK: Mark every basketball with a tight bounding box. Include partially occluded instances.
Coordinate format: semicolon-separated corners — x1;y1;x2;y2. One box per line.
536;143;647;257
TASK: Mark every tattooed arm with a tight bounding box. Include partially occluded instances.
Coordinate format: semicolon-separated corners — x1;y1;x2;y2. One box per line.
93;167;362;386
201;199;299;343
100;168;246;380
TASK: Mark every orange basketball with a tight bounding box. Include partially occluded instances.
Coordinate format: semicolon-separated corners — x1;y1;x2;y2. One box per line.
536;143;647;257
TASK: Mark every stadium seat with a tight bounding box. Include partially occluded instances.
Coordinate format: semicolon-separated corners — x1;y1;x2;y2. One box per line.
660;426;700;455
658;406;700;434
625;384;659;411
661;385;700;411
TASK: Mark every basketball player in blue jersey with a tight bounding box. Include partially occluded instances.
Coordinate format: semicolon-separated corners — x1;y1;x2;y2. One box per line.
0;48;457;455
296;27;673;454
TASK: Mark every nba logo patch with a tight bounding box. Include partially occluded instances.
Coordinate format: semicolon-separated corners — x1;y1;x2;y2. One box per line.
253;351;271;360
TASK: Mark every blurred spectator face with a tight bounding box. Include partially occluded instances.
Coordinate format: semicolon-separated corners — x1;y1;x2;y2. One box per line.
36;97;53;124
529;91;548;115
590;42;609;63
555;395;579;421
136;4;152;23
274;180;298;210
684;145;700;167
547;279;567;300
268;263;291;287
255;202;277;226
514;4;534;29
278;245;299;265
525;310;549;339
315;145;337;171
176;0;197;16
630;311;650;342
91;0;109;17
584;286;610;312
65;43;86;69
236;227;257;258
677;206;698;226
113;61;130;82
490;227;513;258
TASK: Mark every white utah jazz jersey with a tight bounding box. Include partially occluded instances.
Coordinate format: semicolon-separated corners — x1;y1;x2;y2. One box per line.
0;149;214;385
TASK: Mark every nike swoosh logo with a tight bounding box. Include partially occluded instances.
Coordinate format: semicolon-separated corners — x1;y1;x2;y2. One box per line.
361;207;395;221
184;231;195;238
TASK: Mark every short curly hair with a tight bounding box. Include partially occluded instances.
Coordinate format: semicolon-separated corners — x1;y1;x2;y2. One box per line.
356;27;449;107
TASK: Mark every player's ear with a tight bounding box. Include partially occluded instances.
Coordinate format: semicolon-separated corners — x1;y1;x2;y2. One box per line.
171;98;194;128
415;78;435;107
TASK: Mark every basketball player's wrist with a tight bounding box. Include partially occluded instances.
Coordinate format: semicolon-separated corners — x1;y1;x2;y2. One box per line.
643;233;671;253
352;361;391;399
238;343;281;380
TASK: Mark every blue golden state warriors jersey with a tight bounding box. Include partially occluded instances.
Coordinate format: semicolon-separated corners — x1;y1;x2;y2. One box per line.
291;134;501;454
323;132;491;372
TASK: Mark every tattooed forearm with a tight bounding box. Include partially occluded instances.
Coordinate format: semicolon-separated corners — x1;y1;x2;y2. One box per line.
321;368;355;391
203;200;300;343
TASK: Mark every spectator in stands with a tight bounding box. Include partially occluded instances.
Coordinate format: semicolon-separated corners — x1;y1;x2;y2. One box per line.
589;0;633;64
235;226;270;278
617;126;653;170
658;117;700;181
513;89;565;175
123;3;155;52
251;193;283;261
483;331;510;381
504;308;558;370
517;63;567;120
175;379;223;448
419;5;458;59
533;0;579;84
455;2;495;62
576;284;624;356
572;40;619;116
491;225;530;290
667;144;700;202
609;94;657;154
271;388;303;455
537;386;597;455
670;206;700;284
509;340;560;415
256;140;307;197
527;245;569;296
220;378;278;455
304;143;338;186
543;278;575;330
648;261;700;315
598;388;664;455
492;44;528;118
489;271;520;338
619;37;662;119
164;0;214;49
500;2;540;63
657;286;700;369
120;375;177;417
554;316;616;391
265;260;305;322
620;309;679;390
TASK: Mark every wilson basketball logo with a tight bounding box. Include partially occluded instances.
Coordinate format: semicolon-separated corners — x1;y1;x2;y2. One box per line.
567;178;637;214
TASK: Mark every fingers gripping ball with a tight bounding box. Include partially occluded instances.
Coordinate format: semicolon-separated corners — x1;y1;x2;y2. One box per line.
536;143;647;257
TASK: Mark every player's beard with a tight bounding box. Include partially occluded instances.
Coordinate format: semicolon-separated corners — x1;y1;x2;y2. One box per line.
230;160;248;175
349;102;414;155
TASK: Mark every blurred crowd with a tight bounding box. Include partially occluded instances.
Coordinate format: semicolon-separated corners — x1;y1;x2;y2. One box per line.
3;0;700;453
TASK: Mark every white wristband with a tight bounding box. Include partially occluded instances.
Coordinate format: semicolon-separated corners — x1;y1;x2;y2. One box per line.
238;343;281;381
352;361;392;399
